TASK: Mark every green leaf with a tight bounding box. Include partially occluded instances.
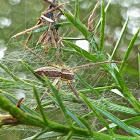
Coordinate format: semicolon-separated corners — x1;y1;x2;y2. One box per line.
62;10;98;51
0;89;40;117
114;69;140;111
100;1;105;52
119;28;140;73
32;22;71;33
46;93;89;129
64;40;98;62
33;86;50;124
43;76;72;127
0;62;20;82
110;17;129;60
94;0;111;35
79;93;138;136
79;93;114;135
138;53;140;81
74;0;79;19
21;61;47;86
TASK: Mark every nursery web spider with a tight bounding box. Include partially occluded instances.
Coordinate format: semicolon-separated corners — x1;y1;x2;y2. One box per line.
20;42;122;105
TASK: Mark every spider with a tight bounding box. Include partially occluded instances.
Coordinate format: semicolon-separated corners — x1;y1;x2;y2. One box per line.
20;42;122;106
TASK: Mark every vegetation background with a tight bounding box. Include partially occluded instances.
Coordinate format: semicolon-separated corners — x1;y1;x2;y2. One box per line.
0;0;140;139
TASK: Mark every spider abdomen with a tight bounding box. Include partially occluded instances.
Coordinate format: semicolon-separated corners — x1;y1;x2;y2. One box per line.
34;67;61;78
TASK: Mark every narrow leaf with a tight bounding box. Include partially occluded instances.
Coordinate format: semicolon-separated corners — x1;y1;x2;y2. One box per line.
32;22;71;33
74;0;79;19
80;93;138;136
0;62;20;81
79;93;114;135
119;28;140;73
0;89;40;117
138;53;140;81
115;69;140;111
33;86;49;125
110;17;129;60
100;1;105;52
44;76;72;127
94;0;111;34
62;10;98;51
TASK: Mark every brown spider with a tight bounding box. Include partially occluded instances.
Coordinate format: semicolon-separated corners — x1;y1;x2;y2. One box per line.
20;42;122;106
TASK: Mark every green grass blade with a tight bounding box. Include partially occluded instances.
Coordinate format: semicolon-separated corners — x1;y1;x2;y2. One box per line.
64;40;98;62
114;69;140;111
76;74;101;98
79;93;114;135
110;17;129;60
62;10;98;51
119;28;140;73
99;116;140;135
74;0;79;20
43;76;72;127
94;0;111;35
112;116;140;133
79;93;138;136
32;22;71;33
64;40;120;82
65;130;73;140
76;74;139;115
62;10;90;38
33;86;49;125
99;0;105;52
21;61;47;86
138;53;140;81
0;62;20;81
23;129;50;140
0;89;40;117
47;93;88;129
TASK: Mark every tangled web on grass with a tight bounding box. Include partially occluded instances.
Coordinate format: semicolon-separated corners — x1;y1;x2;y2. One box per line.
0;0;139;139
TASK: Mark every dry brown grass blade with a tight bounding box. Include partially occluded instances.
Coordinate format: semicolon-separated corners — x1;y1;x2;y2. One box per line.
42;2;68;15
87;2;100;32
11;23;45;38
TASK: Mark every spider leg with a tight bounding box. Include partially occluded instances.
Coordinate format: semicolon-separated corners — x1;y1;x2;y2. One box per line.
20;42;61;68
57;79;63;91
67;80;87;109
71;61;122;71
56;35;65;67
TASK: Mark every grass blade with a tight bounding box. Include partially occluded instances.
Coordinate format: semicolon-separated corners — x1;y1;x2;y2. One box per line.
47;93;89;129
100;0;105;52
138;53;140;81
62;10;98;51
0;89;40;117
110;17;129;60
114;69;140;111
43;76;72;127
74;0;79;20
33;86;50;125
79;93;114;135
21;61;47;86
0;62;20;82
79;93;138;136
94;0;111;35
119;28;140;73
32;22;71;33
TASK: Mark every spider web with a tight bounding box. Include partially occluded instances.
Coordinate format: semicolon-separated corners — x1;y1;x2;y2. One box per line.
0;0;139;139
